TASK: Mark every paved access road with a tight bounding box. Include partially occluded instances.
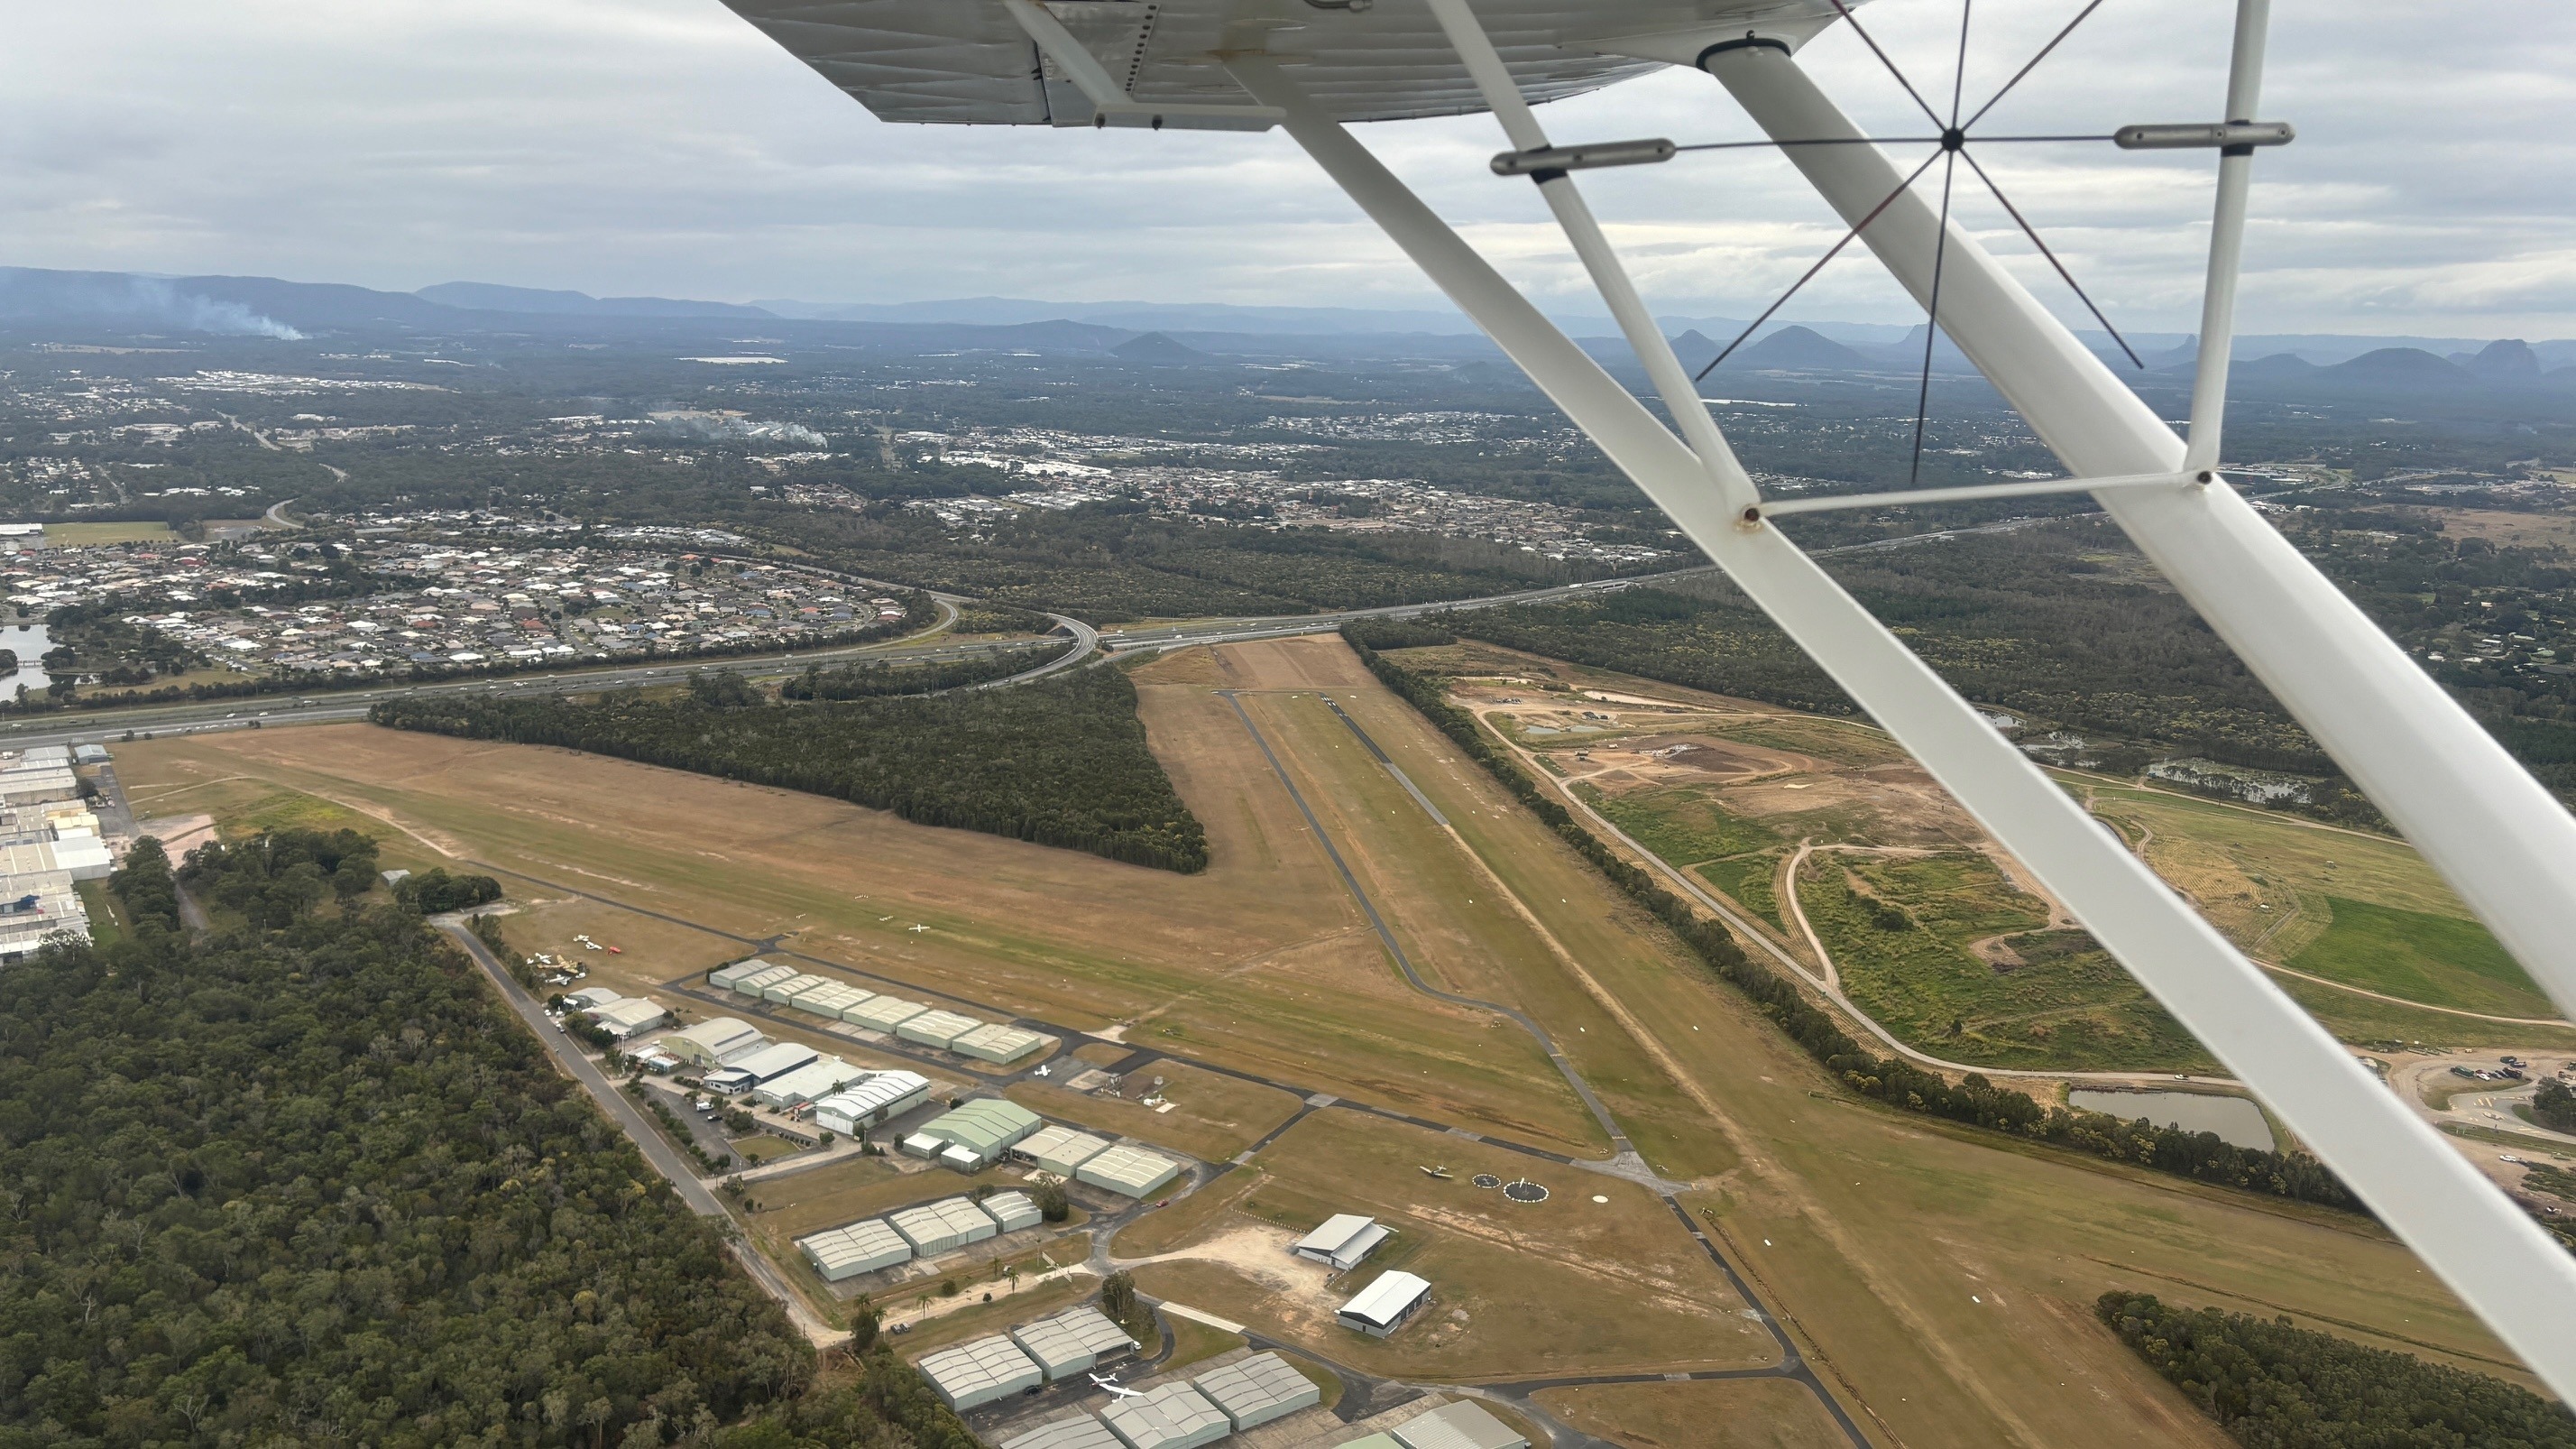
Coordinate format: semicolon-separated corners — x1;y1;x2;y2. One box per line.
437;919;841;1347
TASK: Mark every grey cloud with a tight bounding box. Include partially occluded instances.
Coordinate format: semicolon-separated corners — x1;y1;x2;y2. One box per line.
0;0;2568;337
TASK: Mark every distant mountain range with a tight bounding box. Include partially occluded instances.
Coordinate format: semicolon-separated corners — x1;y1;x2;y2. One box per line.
2;265;2571;386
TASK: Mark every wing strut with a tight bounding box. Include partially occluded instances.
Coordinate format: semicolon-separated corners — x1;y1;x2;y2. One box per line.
1228;0;2576;1400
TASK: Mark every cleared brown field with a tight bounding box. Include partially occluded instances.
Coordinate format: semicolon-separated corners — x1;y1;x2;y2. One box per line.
1122;1111;1772;1382
113;679;1608;1151
1007;1061;1302;1163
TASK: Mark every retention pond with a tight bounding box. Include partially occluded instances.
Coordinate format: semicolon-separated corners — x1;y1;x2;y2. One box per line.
2069;1088;2275;1150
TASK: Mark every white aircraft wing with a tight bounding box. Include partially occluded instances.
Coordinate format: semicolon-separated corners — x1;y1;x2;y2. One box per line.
719;0;1851;128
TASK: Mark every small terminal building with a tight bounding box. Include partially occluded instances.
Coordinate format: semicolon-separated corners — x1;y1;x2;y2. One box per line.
917;1335;1043;1412
1292;1214;1391;1273
1338;1271;1431;1339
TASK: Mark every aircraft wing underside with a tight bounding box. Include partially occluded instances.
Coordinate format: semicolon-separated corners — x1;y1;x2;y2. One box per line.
719;0;1852;126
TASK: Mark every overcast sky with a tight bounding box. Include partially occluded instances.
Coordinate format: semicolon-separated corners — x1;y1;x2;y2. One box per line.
7;0;2571;338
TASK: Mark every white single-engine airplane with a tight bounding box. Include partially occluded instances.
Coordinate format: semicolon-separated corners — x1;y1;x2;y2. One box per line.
1088;1371;1144;1401
707;0;2576;1396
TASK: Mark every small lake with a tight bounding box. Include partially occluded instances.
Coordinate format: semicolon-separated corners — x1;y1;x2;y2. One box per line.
2070;1088;2276;1150
0;623;52;694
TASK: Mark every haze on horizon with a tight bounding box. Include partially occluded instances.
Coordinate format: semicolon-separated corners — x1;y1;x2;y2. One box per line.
5;0;2571;338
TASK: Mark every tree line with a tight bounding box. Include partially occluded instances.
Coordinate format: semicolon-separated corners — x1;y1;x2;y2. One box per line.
372;665;1210;873
2097;1292;2575;1446
1345;623;2361;1210
777;641;1068;699
0;843;826;1445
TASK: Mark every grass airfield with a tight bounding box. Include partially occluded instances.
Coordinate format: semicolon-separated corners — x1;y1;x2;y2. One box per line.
109;634;2549;1447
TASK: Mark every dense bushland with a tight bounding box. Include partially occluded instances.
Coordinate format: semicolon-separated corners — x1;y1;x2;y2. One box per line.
777;641;1067;698
1346;623;2359;1210
2098;1292;2576;1447
372;665;1209;872
0;864;815;1445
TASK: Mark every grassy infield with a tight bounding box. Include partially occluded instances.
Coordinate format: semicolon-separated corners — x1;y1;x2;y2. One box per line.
105;640;2556;1449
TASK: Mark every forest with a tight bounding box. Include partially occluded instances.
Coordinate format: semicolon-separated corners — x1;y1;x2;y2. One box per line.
371;665;1210;872
2097;1292;2575;1447
1346;624;2361;1209
0;853;819;1446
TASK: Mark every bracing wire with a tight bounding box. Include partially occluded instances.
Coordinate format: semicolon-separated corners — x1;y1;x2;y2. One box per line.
1691;149;1945;383
1958;149;2144;366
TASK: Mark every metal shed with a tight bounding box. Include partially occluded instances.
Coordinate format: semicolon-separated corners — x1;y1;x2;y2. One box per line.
813;1071;931;1134
1193;1352;1321;1431
979;1189;1043;1234
725;962;798;997
1099;1381;1229;1449
1339;1272;1431;1340
1392;1400;1529;1449
897;1008;983;1050
591;998;669;1038
797;1219;913;1281
1007;1306;1136;1380
916;1334;1043;1412
908;1099;1044;1170
787;981;872;1019
762;972;835;1004
660;1017;765;1068
754;1055;868;1109
727;1041;821;1084
1293;1214;1391;1272
1017;1124;1112;1177
952;1022;1058;1065
1075;1145;1183;1199
708;958;781;992
888;1196;1000;1257
847;995;931;1033
1001;1416;1123;1449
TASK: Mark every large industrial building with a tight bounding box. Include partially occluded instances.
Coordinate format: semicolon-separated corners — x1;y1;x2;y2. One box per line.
812;1071;931;1134
1075;1145;1183;1199
796;1220;913;1281
1293;1214;1391;1273
1099;1381;1229;1449
916;1335;1044;1412
581;993;670;1039
1192;1353;1321;1431
0;748;97;959
903;1098;1042;1172
1007;1306;1136;1381
1338;1272;1432;1340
